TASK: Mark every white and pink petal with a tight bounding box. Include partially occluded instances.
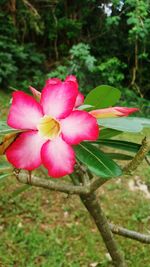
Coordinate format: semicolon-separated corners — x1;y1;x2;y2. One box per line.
65;75;78;89
7;91;43;130
41;136;76;178
40;80;78;119
65;75;84;107
29;86;41;101
75;92;84;107
6;131;46;171
45;78;61;86
61;110;99;145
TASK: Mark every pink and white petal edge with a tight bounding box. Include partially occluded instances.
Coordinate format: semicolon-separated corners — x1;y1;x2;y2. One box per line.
40;80;78;119
75;92;84;107
61;110;99;145
29;86;41;101
41;136;76;178
45;78;62;85
7;91;43;130
6;131;45;171
65;75;84;107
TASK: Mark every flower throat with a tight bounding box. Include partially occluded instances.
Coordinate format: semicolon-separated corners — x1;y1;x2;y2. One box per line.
37;115;61;139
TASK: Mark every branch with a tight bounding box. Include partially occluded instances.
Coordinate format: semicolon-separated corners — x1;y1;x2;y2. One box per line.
14;171;90;195
109;223;150;244
22;0;39;16
123;137;150;174
73;164;108;192
13;168;108;196
89;176;107;192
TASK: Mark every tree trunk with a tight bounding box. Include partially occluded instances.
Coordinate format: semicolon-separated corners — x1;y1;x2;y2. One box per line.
80;192;127;267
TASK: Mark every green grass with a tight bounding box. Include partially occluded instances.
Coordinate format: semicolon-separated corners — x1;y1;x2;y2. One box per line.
0;91;150;267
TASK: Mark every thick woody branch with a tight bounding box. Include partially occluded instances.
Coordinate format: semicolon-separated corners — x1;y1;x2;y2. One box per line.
109;223;150;244
14;172;90;195
123;137;150;174
80;192;127;267
14;169;108;196
73;164;108;192
89;176;107;192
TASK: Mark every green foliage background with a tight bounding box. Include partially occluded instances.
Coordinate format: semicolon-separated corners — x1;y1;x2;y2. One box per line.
0;0;150;116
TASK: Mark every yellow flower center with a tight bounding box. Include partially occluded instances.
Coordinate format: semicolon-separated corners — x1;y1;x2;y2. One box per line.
37;115;61;139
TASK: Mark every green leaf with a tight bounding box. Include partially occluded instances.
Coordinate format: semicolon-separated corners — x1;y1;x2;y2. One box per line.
129;117;150;127
99;128;122;139
84;85;121;108
0;166;12;174
0;121;20;136
94;139;150;156
74;142;122;178
97;117;145;132
105;152;133;160
0;173;11;181
77;104;94;110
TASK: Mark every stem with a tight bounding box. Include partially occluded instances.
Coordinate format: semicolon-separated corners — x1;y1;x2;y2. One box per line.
80;193;127;267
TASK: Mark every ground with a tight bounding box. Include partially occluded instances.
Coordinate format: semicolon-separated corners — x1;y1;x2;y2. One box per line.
0;90;150;267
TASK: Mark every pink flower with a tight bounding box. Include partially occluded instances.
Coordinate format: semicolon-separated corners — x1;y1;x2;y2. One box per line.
89;107;139;119
29;75;84;108
6;77;99;178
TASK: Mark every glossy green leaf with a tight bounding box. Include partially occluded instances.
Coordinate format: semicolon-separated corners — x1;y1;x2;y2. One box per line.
105;153;133;160
94;139;150;156
74;142;122;178
84;85;121;108
99;128;122;139
98;117;146;132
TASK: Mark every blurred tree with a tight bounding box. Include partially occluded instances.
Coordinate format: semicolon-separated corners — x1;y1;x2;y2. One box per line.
0;0;150;103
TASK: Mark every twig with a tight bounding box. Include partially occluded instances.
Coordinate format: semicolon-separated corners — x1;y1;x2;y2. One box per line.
109;223;150;244
22;0;39;16
123;137;150;174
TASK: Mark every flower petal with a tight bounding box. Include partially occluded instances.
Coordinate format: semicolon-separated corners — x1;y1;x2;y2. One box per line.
29;86;41;101
90;107;139;119
61;110;99;145
40;80;78;119
75;92;84;107
65;75;78;88
65;75;84;107
41;136;76;178
45;78;61;86
7;91;43;130
6;131;45;170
